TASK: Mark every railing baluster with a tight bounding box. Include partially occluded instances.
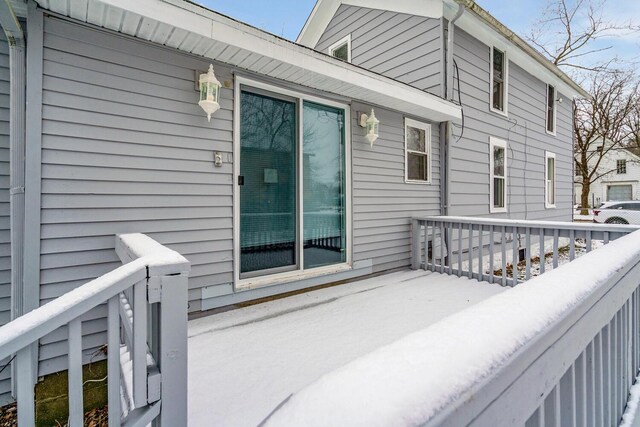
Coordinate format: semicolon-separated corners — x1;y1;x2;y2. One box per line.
569;229;576;261
447;223;453;275
431;222;436;272
501;226;507;286
525;228;531;280
586;230;592;253
539;228;546;275
489;225;494;284
133;279;148;407
552;229;559;269
108;295;121;427
468;223;473;280
613;312;619;421
411;219;421;271
423;221;429;271
457;222;462;277
511;228;518;286
478;225;483;281
595;331;604;427
604;231;609;245
16;346;35;427
575;351;587;427
68;318;83;427
440;222;444;273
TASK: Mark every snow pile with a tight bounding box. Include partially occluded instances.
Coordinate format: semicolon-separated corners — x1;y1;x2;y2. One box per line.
621;370;640;427
262;230;640;427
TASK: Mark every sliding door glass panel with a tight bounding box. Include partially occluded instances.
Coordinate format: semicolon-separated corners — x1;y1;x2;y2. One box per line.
302;102;346;269
240;90;297;275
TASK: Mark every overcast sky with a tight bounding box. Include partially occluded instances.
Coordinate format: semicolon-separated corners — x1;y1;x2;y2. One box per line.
201;0;639;67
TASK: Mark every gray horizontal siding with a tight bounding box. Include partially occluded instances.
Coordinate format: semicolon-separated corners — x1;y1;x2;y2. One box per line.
39;16;234;374
36;15;443;373
448;27;573;220
316;5;443;96
352;102;440;273
0;32;11;404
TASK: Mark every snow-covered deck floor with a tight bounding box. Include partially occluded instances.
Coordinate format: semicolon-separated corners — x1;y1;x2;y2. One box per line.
187;269;507;426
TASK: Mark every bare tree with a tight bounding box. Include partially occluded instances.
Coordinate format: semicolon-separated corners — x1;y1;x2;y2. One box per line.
527;0;639;73
574;71;639;213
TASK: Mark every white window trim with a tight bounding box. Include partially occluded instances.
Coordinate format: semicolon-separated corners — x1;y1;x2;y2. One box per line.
545;151;557;208
545;84;557;136
489;137;508;213
489;47;508;117
327;34;352;63
404;118;432;184
232;75;353;290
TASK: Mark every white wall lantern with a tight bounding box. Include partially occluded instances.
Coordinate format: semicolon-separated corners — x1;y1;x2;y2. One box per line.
359;108;380;147
198;64;221;121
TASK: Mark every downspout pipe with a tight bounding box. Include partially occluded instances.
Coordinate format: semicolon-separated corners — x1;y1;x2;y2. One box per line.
0;2;27;321
441;3;464;218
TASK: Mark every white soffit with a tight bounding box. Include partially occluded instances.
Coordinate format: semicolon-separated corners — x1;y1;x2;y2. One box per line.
35;0;461;123
297;0;444;47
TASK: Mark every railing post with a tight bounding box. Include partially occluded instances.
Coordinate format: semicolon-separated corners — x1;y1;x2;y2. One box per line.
411;219;421;270
157;271;189;427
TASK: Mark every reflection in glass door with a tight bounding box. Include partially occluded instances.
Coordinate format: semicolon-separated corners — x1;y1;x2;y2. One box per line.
239;90;297;276
302;102;346;269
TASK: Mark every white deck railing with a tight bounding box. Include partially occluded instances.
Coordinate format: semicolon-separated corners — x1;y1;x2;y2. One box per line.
411;216;639;286
261;228;640;426
0;233;189;426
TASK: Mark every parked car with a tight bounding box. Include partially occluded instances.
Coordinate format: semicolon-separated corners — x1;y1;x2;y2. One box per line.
593;201;640;224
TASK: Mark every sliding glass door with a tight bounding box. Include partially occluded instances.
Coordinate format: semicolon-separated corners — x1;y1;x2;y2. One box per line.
239;90;297;276
238;84;349;281
303;102;346;269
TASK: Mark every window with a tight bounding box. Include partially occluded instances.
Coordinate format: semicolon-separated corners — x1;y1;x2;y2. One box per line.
490;47;507;114
328;34;351;62
490;137;507;212
235;77;350;287
617;159;627;174
546;84;556;134
596;145;604;153
545;152;556;208
575;161;581;177
405;118;431;183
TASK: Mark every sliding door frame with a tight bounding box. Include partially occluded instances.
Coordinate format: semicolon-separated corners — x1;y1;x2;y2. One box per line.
233;75;352;290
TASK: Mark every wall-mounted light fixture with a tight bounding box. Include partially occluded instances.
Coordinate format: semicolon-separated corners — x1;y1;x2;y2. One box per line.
359;108;379;147
198;64;221;121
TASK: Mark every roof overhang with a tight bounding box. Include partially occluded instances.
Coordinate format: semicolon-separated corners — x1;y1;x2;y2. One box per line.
33;0;461;123
1;0;25;45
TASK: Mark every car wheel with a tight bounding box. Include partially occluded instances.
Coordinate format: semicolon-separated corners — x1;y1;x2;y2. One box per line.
606;217;629;224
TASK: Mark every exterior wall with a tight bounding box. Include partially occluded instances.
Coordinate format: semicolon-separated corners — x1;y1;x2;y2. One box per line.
0;32;12;403
315;4;443;96
36;16;441;373
447;27;573;221
575;146;640;206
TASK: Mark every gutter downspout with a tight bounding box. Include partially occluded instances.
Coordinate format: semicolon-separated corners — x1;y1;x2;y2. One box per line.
1;0;27;324
440;3;464;217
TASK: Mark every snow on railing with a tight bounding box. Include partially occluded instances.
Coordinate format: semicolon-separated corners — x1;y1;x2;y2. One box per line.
261;229;640;426
0;233;189;426
411;216;639;286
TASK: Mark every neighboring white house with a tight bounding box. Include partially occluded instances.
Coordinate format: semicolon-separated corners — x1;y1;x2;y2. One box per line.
575;140;640;207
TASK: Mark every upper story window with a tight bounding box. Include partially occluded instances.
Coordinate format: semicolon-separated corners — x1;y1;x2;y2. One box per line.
545;152;556;208
405;118;431;183
546;84;556;134
490;47;507;114
617;159;627;174
490;137;507;212
328;34;351;62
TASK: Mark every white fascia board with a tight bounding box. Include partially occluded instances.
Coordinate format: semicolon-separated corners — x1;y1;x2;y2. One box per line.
57;0;460;122
444;1;586;99
297;0;443;47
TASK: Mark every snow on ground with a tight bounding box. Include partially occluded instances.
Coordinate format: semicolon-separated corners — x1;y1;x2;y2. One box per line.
187;270;506;426
621;370;640;427
262;230;640;426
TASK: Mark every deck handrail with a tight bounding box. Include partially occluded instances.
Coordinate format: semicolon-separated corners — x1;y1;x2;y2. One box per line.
261;228;640;426
0;233;189;426
411;216;639;286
